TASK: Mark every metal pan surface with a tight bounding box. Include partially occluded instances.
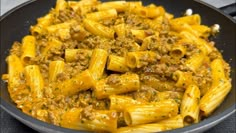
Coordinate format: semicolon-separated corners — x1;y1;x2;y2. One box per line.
0;0;235;132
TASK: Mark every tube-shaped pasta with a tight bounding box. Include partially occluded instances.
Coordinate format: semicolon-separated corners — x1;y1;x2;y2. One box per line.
58;28;71;40
172;70;193;88
145;6;165;18
130;42;141;52
94;73;140;99
191;25;211;38
68;0;98;12
6;55;24;99
107;55;129;73
114;23;126;38
67;1;79;11
181;84;200;124
109;95;142;111
130;5;165;18
41;38;63;57
145;16;163;31
180;31;213;55
30;13;53;35
130;30;148;41
65;49;92;62
170;23;199;37
55;0;67;13
89;49;108;80
47;20;76;33
83;19;115;38
171;14;201;25
210;58;227;85
49;61;65;82
200;79;231;116
126;51;157;68
56;70;95;96
86;9;117;21
140;35;159;51
200;59;232;116
170;43;187;59
21;35;36;64
24;65;44;98
97;1;127;12
115;123;168;133
158;115;184;130
185;50;206;72
61;108;118;132
71;25;88;41
165;12;174;20
142;75;178;92
126;1;142;13
124;100;179;126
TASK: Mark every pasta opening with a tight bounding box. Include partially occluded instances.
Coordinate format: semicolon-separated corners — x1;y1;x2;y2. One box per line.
194;15;201;25
107;56;111;68
140;10;146;16
170;49;182;57
184;115;194;124
108;96;113;110
127;54;137;68
23;56;31;64
124;111;132;125
32;31;39;36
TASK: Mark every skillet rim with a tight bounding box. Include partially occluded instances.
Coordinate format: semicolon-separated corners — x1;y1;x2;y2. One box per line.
0;0;235;133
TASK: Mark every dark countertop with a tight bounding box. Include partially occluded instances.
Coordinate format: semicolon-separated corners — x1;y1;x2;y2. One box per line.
0;0;235;133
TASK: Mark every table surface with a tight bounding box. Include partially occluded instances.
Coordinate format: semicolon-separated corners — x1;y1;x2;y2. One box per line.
1;0;236;133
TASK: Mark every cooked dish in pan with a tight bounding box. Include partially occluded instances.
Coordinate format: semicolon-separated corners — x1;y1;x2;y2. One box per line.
1;0;232;132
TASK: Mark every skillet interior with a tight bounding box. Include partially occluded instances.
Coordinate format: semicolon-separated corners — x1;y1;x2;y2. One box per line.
0;0;235;132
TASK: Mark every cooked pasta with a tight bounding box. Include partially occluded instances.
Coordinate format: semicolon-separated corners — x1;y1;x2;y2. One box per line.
1;0;232;132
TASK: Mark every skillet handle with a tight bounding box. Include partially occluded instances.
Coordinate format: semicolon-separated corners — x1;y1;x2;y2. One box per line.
219;3;236;18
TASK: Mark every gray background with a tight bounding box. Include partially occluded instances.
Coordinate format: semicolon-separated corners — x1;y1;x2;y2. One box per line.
0;0;235;133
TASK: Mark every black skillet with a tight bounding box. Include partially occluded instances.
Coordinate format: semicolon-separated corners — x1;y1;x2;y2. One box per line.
0;0;235;132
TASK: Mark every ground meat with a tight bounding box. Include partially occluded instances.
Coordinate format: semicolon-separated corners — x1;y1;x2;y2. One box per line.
193;63;212;89
114;13;125;25
6;0;232;130
223;61;231;79
56;73;68;82
145;36;172;55
63;39;78;49
143;63;179;78
63;62;84;78
107;74;121;85
110;37;138;56
129;85;159;102
39;62;49;80
141;35;159;51
140;74;182;92
72;50;91;69
55;7;82;24
10;41;21;56
159;17;170;35
78;35;111;49
80;105;95;121
125;14;149;29
48;110;62;125
70;25;89;41
100;19;116;26
208;50;223;61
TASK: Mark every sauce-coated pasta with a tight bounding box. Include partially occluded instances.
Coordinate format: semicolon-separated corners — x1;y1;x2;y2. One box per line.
2;0;232;132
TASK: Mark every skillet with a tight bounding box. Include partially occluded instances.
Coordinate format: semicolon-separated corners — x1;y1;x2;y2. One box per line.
0;0;235;132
